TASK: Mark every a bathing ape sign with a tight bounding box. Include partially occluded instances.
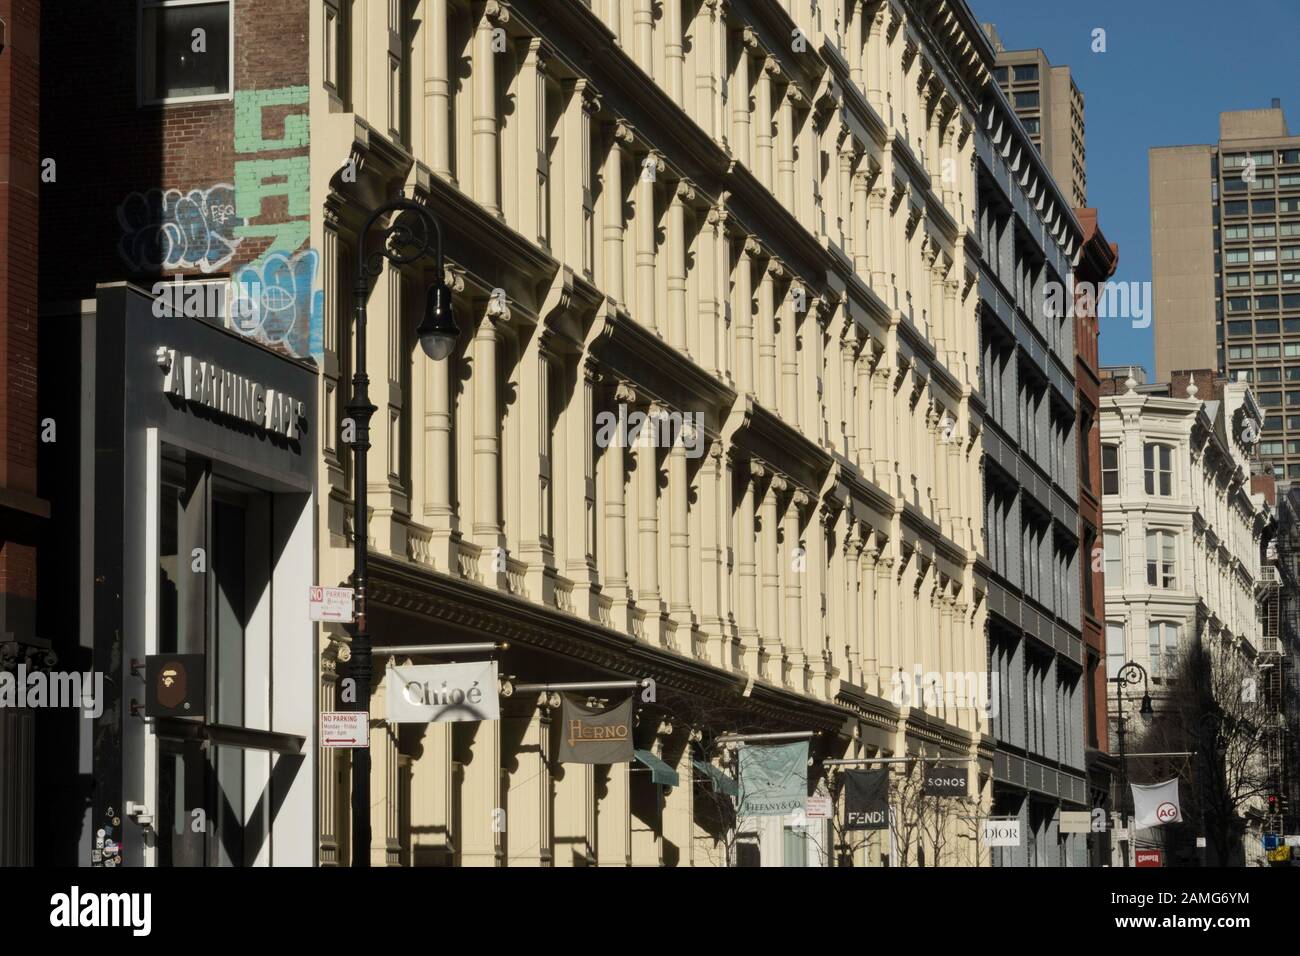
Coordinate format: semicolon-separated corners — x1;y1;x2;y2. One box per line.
157;346;305;440
144;654;205;718
557;694;634;765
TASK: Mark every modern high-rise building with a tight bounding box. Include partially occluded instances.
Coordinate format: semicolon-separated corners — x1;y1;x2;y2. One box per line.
1150;103;1300;484
980;22;1087;209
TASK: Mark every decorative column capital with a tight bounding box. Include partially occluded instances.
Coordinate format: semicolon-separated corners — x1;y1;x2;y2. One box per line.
484;0;511;26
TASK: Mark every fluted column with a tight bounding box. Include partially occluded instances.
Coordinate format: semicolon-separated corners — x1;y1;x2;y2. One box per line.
635;410;663;619
757;256;781;410
738;460;763;675
668;420;692;629
777;84;798;209
780;282;800;426
504;697;553;866
461;719;502;866
699;441;727;665
668;180;693;354
473;299;505;550
473;2;507;215
735;238;758;395
731;30;755;166
428;0;452;180
756;57;776;189
635;152;663;333
633;0;653;73
761;474;786;683
869;182;889;293
848;0;864;91
783;489;807;692
665;0;684;101
603;122;633;306
604;383;635;619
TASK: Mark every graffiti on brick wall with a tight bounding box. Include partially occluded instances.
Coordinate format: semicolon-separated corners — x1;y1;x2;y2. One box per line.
232;85;322;358
117;184;244;273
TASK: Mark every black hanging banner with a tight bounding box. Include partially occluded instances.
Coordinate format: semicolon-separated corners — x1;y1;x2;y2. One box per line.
922;765;969;797
844;769;890;830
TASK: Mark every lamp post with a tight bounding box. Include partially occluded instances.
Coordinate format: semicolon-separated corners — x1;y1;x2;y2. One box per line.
1110;660;1153;867
348;198;458;867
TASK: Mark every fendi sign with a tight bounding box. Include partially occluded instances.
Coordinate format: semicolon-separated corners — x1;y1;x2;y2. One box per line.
157;346;304;440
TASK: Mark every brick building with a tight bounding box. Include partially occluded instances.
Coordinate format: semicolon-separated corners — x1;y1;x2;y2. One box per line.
0;0;45;867
1072;207;1118;865
38;0;318;866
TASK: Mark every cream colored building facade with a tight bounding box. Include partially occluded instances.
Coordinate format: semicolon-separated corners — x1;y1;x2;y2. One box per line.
1100;375;1267;697
306;0;999;866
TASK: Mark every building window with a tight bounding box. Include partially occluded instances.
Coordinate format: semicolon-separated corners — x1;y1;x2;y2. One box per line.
1101;444;1119;494
1015;91;1040;109
1106;623;1125;677
1013;64;1039;82
1145;530;1177;589
140;0;233;104
1148;622;1181;681
1104;529;1123;583
1259;367;1282;382
1143;442;1173;495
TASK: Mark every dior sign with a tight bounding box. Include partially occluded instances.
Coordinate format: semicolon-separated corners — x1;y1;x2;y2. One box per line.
157;346;304;440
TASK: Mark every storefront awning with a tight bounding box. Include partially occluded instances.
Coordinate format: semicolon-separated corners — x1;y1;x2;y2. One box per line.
634;749;680;787
693;759;738;797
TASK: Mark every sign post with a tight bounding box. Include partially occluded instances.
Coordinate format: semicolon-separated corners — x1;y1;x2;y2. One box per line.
309;585;355;623
321;711;368;748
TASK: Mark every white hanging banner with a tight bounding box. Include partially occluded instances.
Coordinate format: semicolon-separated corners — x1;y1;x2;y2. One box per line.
981;817;1021;847
385;661;500;724
1131;778;1182;828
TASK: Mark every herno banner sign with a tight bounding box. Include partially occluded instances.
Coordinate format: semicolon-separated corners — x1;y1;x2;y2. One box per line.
385;661;500;724
923;765;968;797
557;694;634;764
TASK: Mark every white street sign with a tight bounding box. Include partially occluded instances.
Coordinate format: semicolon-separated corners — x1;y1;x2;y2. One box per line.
981;818;1021;847
806;791;833;820
321;711;369;748
310;585;354;623
1197;837;1207;848
1059;810;1091;834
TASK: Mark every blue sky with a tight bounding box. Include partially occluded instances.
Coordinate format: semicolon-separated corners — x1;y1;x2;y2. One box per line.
969;0;1300;378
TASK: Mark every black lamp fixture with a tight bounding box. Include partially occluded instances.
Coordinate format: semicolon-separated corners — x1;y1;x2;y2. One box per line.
417;276;458;361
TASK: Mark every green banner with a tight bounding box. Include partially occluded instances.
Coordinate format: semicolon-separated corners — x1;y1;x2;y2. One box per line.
737;741;808;817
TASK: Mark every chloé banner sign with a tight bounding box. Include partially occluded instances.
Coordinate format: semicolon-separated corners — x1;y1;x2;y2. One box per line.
157;346;305;440
385;661;500;724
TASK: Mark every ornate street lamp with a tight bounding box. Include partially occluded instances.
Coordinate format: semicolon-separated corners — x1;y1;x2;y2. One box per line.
1110;660;1153;867
348;198;457;866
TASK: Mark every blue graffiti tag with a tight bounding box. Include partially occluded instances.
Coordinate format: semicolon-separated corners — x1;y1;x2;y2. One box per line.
117;185;244;273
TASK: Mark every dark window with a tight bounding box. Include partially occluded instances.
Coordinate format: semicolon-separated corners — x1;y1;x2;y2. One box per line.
1101;445;1119;495
142;1;231;102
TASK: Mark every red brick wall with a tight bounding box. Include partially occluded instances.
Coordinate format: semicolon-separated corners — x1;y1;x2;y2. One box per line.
1074;208;1118;755
39;0;310;308
0;0;41;645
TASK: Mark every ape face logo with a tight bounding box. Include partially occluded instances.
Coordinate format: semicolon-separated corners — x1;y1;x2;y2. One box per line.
157;661;189;709
145;654;205;718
